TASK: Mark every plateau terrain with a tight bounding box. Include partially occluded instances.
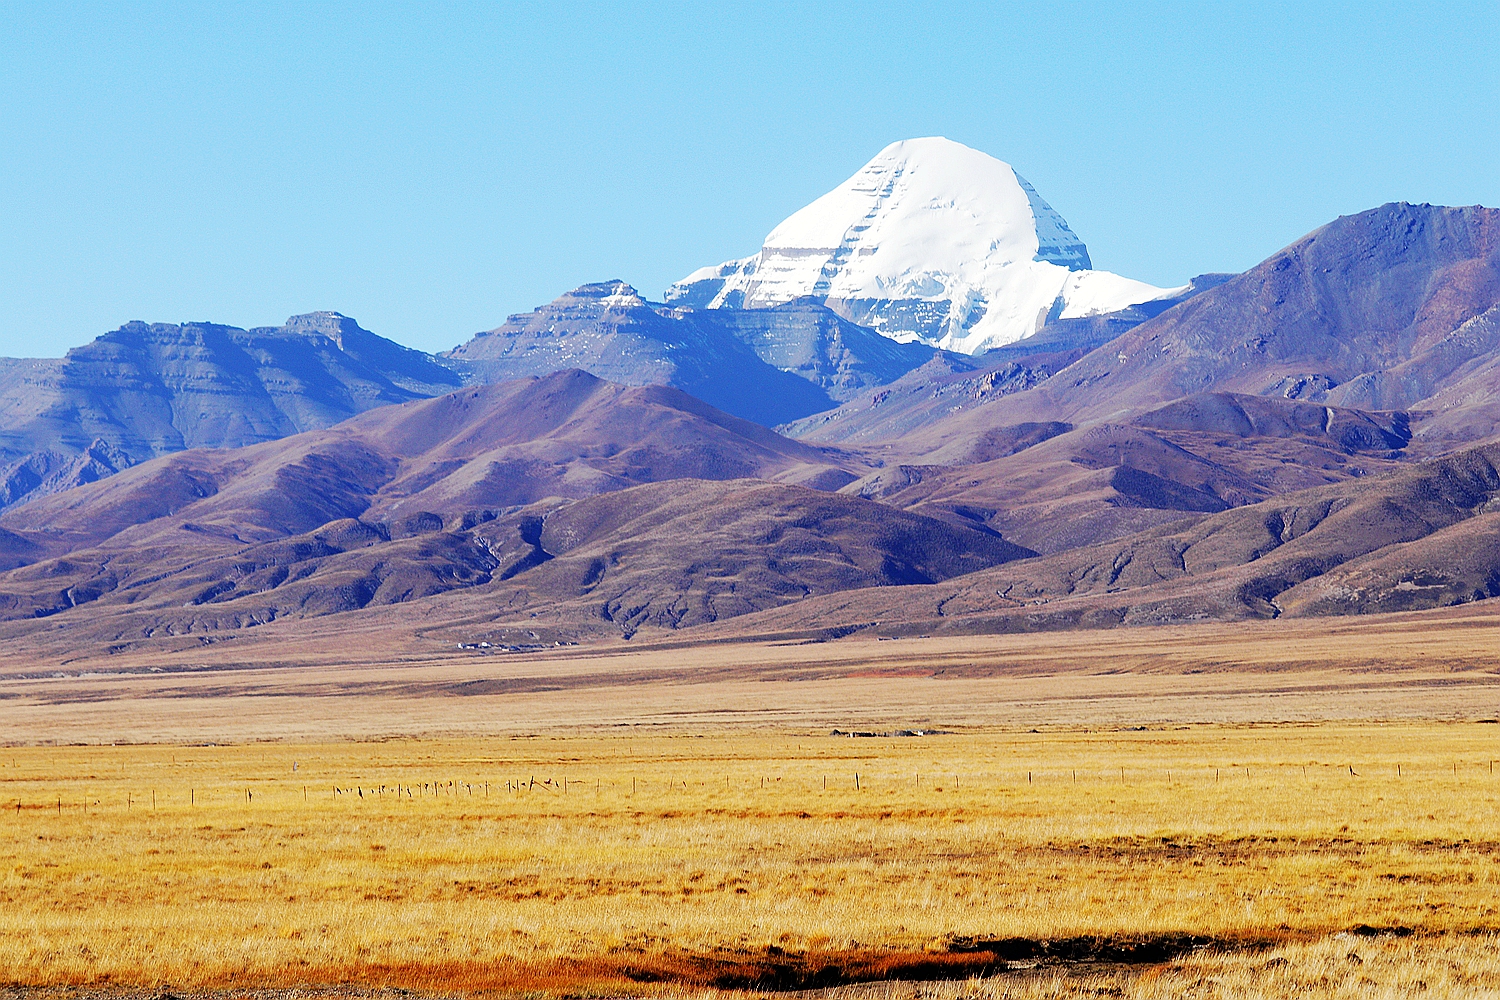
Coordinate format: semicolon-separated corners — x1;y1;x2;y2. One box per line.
0;188;1493;658
8;6;1498;992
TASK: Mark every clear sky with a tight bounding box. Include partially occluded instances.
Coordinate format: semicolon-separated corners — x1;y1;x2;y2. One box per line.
2;2;1496;357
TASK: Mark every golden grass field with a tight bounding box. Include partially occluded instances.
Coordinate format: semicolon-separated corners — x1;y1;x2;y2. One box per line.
3;604;1500;996
4;725;1500;995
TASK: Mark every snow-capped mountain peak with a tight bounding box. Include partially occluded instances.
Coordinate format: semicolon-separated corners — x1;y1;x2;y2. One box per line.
666;137;1182;354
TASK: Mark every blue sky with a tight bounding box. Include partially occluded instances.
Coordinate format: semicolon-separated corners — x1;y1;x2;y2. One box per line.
2;2;1496;356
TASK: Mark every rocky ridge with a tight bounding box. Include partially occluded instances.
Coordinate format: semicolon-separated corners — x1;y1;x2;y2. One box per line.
0;312;463;511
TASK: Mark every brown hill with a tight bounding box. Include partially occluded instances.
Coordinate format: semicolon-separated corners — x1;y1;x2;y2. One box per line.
0;372;1037;647
0;367;863;548
0;477;1024;649
837;393;1412;553
690;439;1500;640
434;478;1031;642
1061;203;1500;414
777;352;1074;450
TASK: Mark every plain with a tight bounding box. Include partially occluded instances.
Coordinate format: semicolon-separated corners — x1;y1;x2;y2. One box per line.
3;603;1500;996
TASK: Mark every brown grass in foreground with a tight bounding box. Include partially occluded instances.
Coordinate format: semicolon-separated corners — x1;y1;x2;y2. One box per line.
826;934;1500;999
5;934;1500;998
2;726;1500;992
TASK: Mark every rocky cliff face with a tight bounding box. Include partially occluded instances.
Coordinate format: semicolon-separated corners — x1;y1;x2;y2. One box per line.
679;300;942;402
0;312;463;511
442;280;957;425
442;281;841;426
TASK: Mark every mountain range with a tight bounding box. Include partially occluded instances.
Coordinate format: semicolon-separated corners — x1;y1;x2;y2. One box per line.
0;370;1022;647
0;312;462;510
440;280;942;425
0;136;1497;659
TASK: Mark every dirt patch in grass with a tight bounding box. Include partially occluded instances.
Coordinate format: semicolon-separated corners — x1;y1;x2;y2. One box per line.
279;935;1274;993
609;935;1251;989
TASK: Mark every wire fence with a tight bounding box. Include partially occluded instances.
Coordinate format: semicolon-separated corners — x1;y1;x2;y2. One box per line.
6;757;1499;816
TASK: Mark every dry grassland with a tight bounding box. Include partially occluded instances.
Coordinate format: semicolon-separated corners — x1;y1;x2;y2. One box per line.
5;601;1500;745
800;935;1500;999
4;725;1500;994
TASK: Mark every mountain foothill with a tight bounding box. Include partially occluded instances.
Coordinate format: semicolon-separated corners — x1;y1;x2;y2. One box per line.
2;138;1498;659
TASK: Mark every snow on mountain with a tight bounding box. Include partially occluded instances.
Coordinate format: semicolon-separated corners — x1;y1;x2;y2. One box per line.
666;137;1184;355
